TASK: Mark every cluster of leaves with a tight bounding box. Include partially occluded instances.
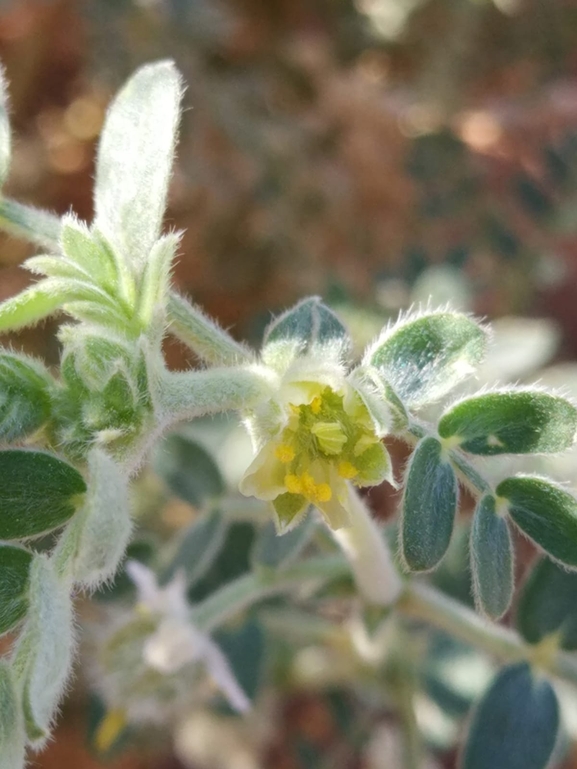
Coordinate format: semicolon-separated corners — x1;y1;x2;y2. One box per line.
0;56;577;769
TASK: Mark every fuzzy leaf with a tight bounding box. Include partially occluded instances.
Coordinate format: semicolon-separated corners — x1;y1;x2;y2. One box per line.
0;662;25;768
137;233;180;327
401;436;458;572
251;515;315;571
0;545;33;636
0;352;53;441
262;297;350;368
161;508;228;588
0;450;86;540
470;495;514;619
0;67;11;187
94;60;183;272
20;555;74;744
214;618;265;705
0;280;64;332
497;475;577;568
366;310;487;407
54;449;132;588
60;217;121;291
439;390;577;455
461;662;559;769
516;557;577;650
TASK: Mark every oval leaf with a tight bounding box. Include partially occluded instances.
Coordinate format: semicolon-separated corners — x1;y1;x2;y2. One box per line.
470;495;514;620
154;435;225;507
497;475;577;568
365;310;487;407
439;390;577;455
401;436;458;572
0;544;32;635
251;515;315;571
0;450;86;539
0;352;53;442
461;662;559;769
262;297;350;368
517;557;577;650
94;60;183;272
161;508;228;588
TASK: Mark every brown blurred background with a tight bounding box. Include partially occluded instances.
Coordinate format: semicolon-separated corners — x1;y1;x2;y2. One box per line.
3;0;577;767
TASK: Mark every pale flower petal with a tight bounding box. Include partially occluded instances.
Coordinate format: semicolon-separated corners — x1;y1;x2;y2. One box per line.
200;639;252;713
239;444;285;500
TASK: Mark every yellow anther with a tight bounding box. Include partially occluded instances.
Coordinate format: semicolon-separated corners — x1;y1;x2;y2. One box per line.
315;483;332;502
338;461;358;479
300;472;317;498
289;403;301;416
310;395;323;415
285;474;302;494
94;708;127;753
275;444;295;463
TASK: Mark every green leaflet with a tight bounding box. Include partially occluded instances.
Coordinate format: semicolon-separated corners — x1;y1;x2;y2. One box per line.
366;310;487;408
0;662;25;768
262;297;351;369
401;436;458;572
461;662;559;769
0;544;33;635
94;60;183;273
470;495;514;620
161;508;228;588
517;556;577;650
0;450;86;540
439;390;577;455
497;475;577;568
0;352;53;441
154;434;225;508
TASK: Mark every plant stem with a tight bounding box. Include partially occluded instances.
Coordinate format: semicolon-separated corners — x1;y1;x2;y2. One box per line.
191;553;577;688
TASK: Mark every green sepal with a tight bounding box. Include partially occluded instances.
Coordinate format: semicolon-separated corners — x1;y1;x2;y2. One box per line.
0;544;33;635
401;436;458;572
497;475;577;568
470;495;514;620
516;556;577;650
439;389;577;455
272;492;309;532
0;351;53;441
461;662;559;769
262;297;351;369
0;450;86;539
365;310;487;408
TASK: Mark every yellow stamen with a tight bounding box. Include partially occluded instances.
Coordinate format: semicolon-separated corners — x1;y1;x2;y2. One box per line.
94;708;127;753
285;474;302;494
275;444;295;463
310;395;322;414
338;461;358;479
315;483;332;502
300;472;317;498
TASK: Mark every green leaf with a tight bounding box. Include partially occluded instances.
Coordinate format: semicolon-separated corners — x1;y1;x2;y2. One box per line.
0;352;53;441
439;390;577;455
214;618;265;706
497;475;577;568
470;495;514;620
517;557;577;650
262;297;350;368
0;67;11;187
251;515;315;571
0;544;32;635
20;555;74;744
401;436;458;572
461;662;559;769
0;279;64;332
0;450;86;539
94;60;183;272
154;435;225;507
161;508;228;588
60;216;121;292
0;661;25;768
365;310;487;407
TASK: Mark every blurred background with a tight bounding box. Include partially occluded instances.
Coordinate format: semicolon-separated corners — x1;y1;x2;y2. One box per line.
3;0;577;767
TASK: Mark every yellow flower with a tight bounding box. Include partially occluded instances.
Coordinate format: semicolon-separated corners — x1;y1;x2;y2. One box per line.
240;372;393;531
